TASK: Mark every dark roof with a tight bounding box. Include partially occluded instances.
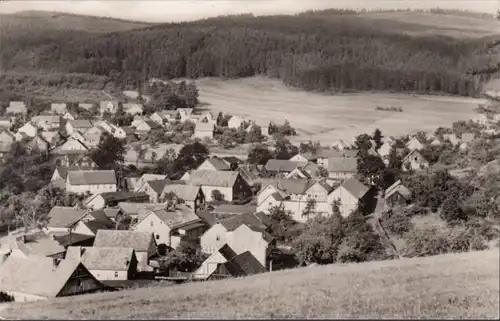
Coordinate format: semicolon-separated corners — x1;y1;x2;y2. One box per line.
84;219;116;234
195;211;217;226
99;191;149;203
146;179;172;195
204;158;231;171
221;251;267;277
67;170;117;185
341;177;370;199
217;212;274;243
222;156;243;165
47;206;88;228
53;233;95;247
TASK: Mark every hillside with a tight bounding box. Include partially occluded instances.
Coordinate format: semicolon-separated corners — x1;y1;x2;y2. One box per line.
1;249;498;319
0;10;154;33
1;10;498;97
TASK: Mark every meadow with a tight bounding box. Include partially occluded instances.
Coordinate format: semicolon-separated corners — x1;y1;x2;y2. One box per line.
196;77;487;145
1;249;498;319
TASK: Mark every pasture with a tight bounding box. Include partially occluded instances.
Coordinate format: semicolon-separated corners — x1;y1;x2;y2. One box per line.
1;249;498;319
195;77;486;145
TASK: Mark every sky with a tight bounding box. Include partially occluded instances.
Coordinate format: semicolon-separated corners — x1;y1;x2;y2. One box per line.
0;0;498;22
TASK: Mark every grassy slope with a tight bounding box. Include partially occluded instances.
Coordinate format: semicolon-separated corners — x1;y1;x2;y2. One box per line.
193;77;486;144
1;249;498;319
0;10;154;33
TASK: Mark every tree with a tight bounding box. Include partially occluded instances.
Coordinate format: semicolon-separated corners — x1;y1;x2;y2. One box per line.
354;133;373;152
301;198;317;219
90;133;125;170
356;153;386;186
211;189;224;202
247;124;263;143
216;112;224;126
174;141;209;173
441;197;468;225
274;136;298;160
317;166;329;177
372;129;383;151
162;241;208;273
247;144;273;165
299;140;321;154
153;148;177;175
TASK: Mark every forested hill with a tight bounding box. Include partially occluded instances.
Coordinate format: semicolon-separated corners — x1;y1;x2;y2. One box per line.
1;10;499;97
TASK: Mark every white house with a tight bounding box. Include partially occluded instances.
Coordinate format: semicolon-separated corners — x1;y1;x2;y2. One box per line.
405;137;425;151
402;150;430;172
197;157;232;171
6;101;27;115
327;177;370;217
123;103;144;116
228;116;244;129
65;119;93;135
132;204;206;249
65;246;138;281
327;157;357;181
194;121;215;140
99;101;119;115
150;110;179;125
66;170;117;195
134;174;168;192
50;103;67;115
378;141;393;158
160;184;205;213
55;137;89;153
16;122;38;139
31;115;61;131
184;170;252;202
93;230;157;272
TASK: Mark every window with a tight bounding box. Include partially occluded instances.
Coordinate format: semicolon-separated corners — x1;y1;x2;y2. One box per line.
114;271;119;278
216;236;220;241
76;279;83;287
150;221;154;227
156;235;159;240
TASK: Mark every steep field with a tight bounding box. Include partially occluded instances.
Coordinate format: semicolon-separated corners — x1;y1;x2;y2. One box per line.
195;77;487;144
1;249;498;319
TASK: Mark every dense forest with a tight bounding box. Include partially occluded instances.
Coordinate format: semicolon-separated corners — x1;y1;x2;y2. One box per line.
1;10;498;97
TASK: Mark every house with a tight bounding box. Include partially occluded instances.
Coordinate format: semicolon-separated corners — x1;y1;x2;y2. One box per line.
227;116;244;129
6;101;27;115
384;180;411;207
331;139;350;151
45;206;89;233
160;183;205;212
62;111;77;120
123;103;143;116
238;164;268;186
194;121;215;140
71;215;116;237
405;137;425;151
93;230;157;271
285;167;311;179
82;132;101;148
140;143;184;164
117;202;167;221
9;233;66;259
292;149;343;166
0;116;11;129
342;149;359;158
66;170;117;195
136;179;172;203
65;246;138;281
134;174;168;192
177;108;193;121
135;120;162;134
0;130;16;146
150;110;179;125
51;166;96;185
200;213;274;268
327;157;357;181
443;133;460;146
211;204;258;217
83;191;150;210
99;100;119;115
132;204;207;248
25;134;50;152
264;159;306;176
78;103;93;111
302;162;324;178
184;170;252;202
402;150;430;172
51;103;67;115
65;119;93;135
53;233;96;249
40;131;64;147
193;244;267;280
197;157;232;171
0;255;106;302
221;156;243;170
328;177;370;217
16;122;38;139
54;153;97;168
54;138;90;155
378;141;393;158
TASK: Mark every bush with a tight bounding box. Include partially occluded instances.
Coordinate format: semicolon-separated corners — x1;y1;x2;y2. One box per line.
440;197;468;225
0;291;14;302
380;208;413;237
211;189;224;202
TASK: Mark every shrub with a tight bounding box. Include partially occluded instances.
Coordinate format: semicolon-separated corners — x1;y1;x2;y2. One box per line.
380;208;413;237
211;189;224;202
440;197;468;225
0;291;14;302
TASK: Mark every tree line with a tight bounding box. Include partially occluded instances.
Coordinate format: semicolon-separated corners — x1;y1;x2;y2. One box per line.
0;12;493;97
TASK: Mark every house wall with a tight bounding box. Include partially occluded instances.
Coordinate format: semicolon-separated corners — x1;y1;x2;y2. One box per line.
257;185;279;207
66;183;117;195
197;160;218;171
289;154;308;163
135;251;150;272
200;224;229;254
327;186;358;218
202;186;233;202
89;269;128;281
136;183;160;203
85;196;106;210
135;122;151;132
18;124;37;137
57;264;104;297
194;130;214;139
192;250;228;280
133;214;172;247
51;170;63;181
227;225;269;268
232;175;252;201
73;221;95;236
59;138;87;151
228;118;242;129
328;171;354;181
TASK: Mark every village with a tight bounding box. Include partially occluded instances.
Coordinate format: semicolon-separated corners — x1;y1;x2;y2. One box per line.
0;87;498;303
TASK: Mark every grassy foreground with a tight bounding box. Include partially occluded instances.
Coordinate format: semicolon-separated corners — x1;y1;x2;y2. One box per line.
2;249;499;319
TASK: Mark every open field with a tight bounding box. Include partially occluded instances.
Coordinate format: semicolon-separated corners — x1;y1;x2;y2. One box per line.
195;77;487;145
1;249;497;319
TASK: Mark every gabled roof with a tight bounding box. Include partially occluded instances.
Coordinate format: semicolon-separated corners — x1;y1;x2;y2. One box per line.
340;177;369;200
117;202;166;216
67;119;93;128
144;179;171;195
93;230;154;252
202;157;231;171
14;233;66;257
138;173;168;183
220;251;267;277
221;156;243;165
301;149;343;160
217;212;274;243
384;180;411;200
141;204;201;230
342;149;359;158
54;166;95;180
327;157;357;173
265;159;304;173
53;233;95;247
123;103;143;111
186;170;240;187
66;246;135;271
260;178;314;195
67;170;117;185
161;184;201;202
47;206;88;228
0;256;89;298
82;219;116;234
86;191;149;206
402;149;427;162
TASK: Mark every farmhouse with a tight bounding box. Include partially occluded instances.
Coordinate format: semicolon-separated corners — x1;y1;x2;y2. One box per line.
93;230;157;271
70;215;116;237
194;121;215;140
134;119;162;134
264;159;306;176
25;135;50;152
45;206;89;234
328;177;370;217
0;255;105;302
134;174;169;192
402;150;430;172
54;153;97;168
384;180;411;207
160;183;205;212
51;103;67;115
327;157;357;181
65;246;138;281
65;119;93;135
197;157;232;171
31;115;61;131
9;232;66;259
65;170;117;195
16;122;38;139
117;202;167;221
132;204;206;248
150;110;179;125
83;191;149;210
99;101;119;115
136;179;172;202
6;101;27;115
183;170;251;202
